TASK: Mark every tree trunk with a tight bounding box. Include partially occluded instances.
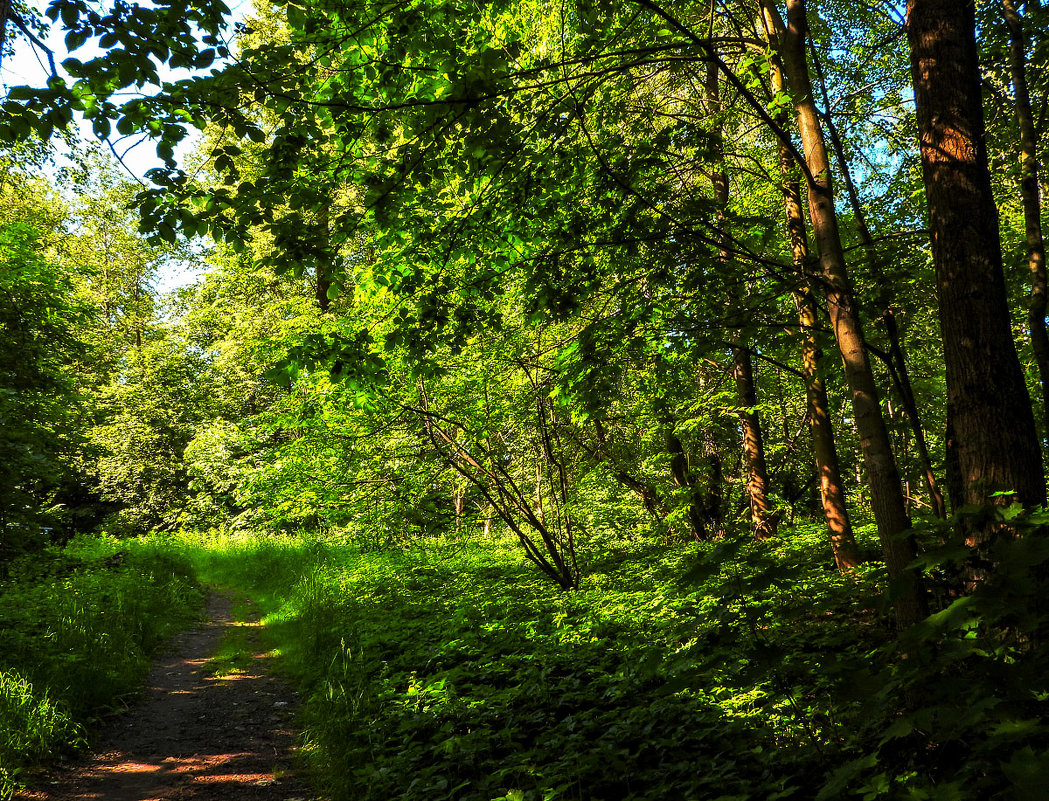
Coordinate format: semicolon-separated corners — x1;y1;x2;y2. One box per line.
666;425;709;541
796;288;861;569
906;0;1046;514
1003;0;1049;439
772;101;860;568
733;345;777;538
707;62;777;539
763;0;925;627
809;41;947;520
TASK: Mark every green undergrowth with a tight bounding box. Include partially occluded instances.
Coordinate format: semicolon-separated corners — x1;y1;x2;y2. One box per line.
0;536;202;798
163;518;1049;800
164;527;875;799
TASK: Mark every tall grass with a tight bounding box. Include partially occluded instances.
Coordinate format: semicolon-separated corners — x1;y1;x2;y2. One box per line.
0;670;78;799
0;537;202;798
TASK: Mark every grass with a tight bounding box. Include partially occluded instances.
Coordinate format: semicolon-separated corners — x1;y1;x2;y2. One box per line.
167;520;1049;800
0;670;78;798
0;536;202;799
6;517;1049;800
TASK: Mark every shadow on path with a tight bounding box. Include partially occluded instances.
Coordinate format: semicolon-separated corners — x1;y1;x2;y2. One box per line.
17;592;317;801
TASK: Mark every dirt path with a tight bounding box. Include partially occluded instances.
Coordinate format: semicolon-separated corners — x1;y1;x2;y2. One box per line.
18;592;318;801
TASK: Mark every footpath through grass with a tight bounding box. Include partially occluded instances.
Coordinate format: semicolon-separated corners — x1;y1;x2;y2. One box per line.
6;522;1049;800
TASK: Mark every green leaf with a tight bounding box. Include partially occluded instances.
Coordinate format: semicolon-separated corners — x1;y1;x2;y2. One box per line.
65;29;90;51
1002;748;1049;795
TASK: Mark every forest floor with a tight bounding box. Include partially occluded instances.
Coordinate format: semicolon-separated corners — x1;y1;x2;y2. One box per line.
15;591;318;801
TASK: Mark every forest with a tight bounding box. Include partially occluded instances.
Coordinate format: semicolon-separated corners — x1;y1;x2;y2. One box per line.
2;0;1049;798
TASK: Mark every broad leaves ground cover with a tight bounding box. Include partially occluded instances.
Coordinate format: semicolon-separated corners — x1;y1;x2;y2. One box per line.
176;526;881;800
173;520;1049;800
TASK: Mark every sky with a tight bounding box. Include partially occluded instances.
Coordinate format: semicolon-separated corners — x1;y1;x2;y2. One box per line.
1;0;250;292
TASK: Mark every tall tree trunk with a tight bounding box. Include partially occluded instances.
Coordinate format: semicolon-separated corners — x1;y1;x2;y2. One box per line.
809;42;947;520
763;0;925;627
906;0;1046;515
770;71;860;568
795;285;860;569
733;345;777;538
1003;0;1049;438
707;62;777;539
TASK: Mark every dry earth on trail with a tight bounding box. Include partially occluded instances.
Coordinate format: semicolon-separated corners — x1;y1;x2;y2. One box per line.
17;592;319;801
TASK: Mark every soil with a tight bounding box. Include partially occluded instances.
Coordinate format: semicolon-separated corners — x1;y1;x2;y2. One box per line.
17;592;319;801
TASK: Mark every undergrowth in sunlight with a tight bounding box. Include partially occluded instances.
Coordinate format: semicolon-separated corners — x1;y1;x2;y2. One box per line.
161;514;1049;800
166;525;895;800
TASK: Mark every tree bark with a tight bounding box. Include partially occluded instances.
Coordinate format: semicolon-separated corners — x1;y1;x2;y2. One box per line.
733;345;777;538
906;0;1046;514
666;425;710;540
1003;0;1049;439
809;41;947;520
795;286;860;569
763;0;925;626
707;62;777;539
771;94;860;568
